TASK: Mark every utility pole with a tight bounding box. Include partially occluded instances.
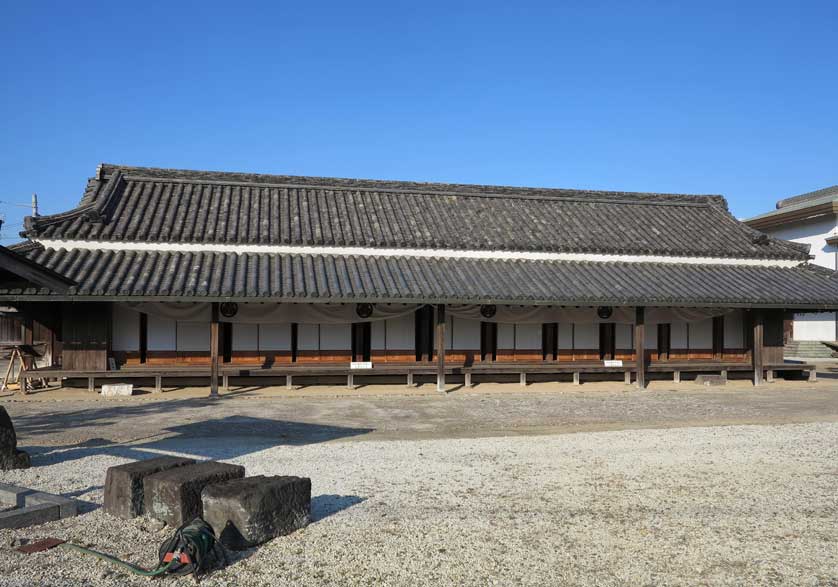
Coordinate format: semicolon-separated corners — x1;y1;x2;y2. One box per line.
31;193;39;217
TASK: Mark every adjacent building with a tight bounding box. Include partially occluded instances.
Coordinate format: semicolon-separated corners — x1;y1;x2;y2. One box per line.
744;185;838;356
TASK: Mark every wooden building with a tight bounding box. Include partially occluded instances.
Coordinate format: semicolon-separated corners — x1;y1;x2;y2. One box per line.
0;164;836;393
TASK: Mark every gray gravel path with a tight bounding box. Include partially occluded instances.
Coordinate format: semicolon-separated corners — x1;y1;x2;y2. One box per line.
1;422;837;586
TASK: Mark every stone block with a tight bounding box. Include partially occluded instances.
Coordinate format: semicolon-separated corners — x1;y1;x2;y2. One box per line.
103;456;196;519
144;461;245;526
0;482;32;508
0;503;59;530
0;406;30;470
696;374;726;386
27;491;78;518
202;475;311;550
101;383;134;397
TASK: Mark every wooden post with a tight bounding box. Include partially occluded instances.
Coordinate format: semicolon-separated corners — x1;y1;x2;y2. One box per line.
519;372;526;387
573;371;580;385
436;304;446;392
752;310;764;386
406;371;413;387
210;302;220;397
635;307;646;389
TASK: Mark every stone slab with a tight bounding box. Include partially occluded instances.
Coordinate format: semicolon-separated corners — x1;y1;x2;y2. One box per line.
27;491;78;518
104;456;196;519
202;475;311;550
0;483;32;508
696;374;727;386
101;383;134;397
144;461;245;527
0;503;59;530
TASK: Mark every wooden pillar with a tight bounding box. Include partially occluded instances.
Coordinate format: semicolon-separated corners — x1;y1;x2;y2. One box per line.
635;307;646;389
210;302;220;397
436;304;446;392
752;309;764;386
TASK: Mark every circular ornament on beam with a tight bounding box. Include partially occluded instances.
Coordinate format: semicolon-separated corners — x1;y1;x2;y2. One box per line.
596;306;613;320
480;304;497;319
356;303;374;319
219;302;239;318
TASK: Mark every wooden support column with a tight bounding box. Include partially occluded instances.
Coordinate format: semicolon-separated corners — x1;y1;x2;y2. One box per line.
752;310;764;386
436;304;446;393
635;307;646;389
210;302;220;397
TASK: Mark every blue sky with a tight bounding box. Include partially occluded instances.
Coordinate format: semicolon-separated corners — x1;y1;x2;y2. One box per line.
1;1;836;240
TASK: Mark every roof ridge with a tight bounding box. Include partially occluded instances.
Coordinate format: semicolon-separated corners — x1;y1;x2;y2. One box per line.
98;163;725;206
776;184;838;209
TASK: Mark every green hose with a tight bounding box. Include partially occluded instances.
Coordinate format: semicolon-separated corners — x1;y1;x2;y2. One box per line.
59;542;177;576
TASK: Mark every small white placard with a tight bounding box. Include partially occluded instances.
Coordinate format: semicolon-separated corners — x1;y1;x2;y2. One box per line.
101;383;134;397
603;360;623;367
350;361;373;369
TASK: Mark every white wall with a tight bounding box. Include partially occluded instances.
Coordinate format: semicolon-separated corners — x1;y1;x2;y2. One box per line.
515;324;541;349
176;322;209;351
765;215;838;342
297;324;319;350
671;322;688;349
260;324;292;350
794;312;836;341
690;318;713;349
558;324;573;349
497;323;515;348
148;315;176;350
574;323;598;349
452;317;480;349
644;324;658;348
320;323;350;350
233;323;259;351
112;305;139;351
386;314;414;350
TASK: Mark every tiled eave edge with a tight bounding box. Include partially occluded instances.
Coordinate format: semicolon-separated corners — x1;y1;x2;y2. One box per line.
33;239;805;268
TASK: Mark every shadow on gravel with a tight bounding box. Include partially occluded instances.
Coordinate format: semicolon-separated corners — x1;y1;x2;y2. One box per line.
22;414;373;466
311;494;365;522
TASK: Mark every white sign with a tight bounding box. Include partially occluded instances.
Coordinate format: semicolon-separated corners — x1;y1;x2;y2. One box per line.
350;361;373;370
603;360;623;367
101;383;134;397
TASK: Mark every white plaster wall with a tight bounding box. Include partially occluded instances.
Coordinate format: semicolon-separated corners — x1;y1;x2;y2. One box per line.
176;322;209;351
558;324;573;349
515;324;541;349
724;311;744;348
371;320;386;350
497;323;515;348
765;215;838;342
260;324;291;350
320;324;350;350
615;323;633;348
574;323;598;349
452;317;480;349
444;315;453;349
794;312;836;341
112;305;139;351
386;314;415;350
690;318;713;349
297;324;319;350
233;323;259;351
148;315;176;350
644;324;658;349
671;322;688;349
764;215;837;270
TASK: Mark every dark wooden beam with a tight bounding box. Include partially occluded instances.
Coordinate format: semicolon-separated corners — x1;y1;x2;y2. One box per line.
635;307;645;389
436;304;446;392
0;246;75;293
752;309;764;386
210;302;220;397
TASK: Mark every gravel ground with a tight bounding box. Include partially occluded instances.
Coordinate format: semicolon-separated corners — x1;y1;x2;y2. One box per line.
1;422;837;586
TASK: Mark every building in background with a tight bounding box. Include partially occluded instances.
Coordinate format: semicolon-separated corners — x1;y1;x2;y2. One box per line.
744;186;838;358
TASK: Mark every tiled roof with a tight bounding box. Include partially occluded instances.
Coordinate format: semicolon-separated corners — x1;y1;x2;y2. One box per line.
22;164;808;260
776;185;838;209
2;246;836;309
